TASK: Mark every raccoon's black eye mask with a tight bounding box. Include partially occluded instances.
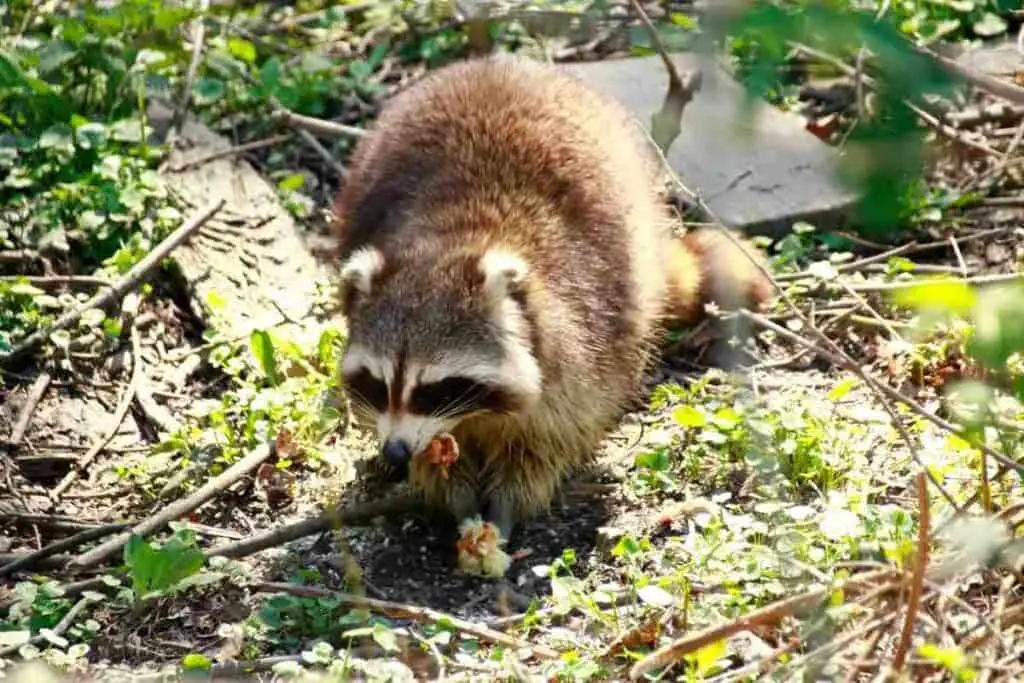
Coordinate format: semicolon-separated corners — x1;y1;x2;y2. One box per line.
410;377;513;417
346;369;389;412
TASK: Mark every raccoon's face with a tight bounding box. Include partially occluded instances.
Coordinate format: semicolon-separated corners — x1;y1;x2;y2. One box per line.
337;244;542;472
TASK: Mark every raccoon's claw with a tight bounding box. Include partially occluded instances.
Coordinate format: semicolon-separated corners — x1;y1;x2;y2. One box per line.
455;517;511;578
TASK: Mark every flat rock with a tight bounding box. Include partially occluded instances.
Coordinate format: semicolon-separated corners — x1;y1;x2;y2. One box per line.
953;36;1022;76
560;53;859;237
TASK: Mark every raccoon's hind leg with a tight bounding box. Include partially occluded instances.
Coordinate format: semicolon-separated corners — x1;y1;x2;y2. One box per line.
461;450;567;578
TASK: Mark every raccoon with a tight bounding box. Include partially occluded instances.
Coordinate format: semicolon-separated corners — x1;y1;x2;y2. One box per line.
332;54;772;576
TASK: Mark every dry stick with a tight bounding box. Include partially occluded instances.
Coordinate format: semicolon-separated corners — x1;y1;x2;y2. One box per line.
170;0;211;136
791;42;1002;158
627;569;900;680
48;325;143;504
167;133;293;172
776;241;920;282
845;271;1022;293
207;492;423;559
7;372;51;447
740;309;1024;477
0;275;112;289
253;581;561;660
919;43;1024;106
777;225;1009;283
889;473;931;678
0;200;225;366
69;441;273;569
626;0;701;153
0;522;130;578
277;109;366;139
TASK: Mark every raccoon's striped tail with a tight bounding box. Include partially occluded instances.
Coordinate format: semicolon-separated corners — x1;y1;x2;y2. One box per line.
663;227;774;328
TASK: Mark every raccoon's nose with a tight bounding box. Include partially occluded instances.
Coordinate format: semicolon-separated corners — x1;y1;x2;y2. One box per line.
381;439;413;469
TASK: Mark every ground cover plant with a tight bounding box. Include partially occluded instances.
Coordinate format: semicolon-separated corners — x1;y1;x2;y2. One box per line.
1;0;1024;681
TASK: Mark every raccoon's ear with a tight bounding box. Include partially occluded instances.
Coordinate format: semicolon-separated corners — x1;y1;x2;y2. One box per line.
339;246;384;311
479;249;528;301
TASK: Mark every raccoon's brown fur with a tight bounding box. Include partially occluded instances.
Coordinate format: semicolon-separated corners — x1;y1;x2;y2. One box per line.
332;54;772;560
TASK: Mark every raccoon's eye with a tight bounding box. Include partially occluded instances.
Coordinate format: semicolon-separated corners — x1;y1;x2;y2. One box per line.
345;369;389;412
411;377;506;416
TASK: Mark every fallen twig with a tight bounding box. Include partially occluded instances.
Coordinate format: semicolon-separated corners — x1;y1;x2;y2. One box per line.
626;0;701;153
0;200;225;366
167;132;293;173
0;275;112;289
918;42;1024;105
254;581;561;660
277;109;366;139
0;522;130;578
134;377;182;435
170;0;211;136
628;568;899;680
207;492;424;559
69;441;273;569
845;271;1021;293
889;472;930;678
48;323;143;503
7;372;51;449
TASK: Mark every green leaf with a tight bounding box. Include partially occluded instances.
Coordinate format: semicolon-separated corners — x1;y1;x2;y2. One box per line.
278;173;306;192
259;57;282;88
227;37;258;64
193;77;225;103
124;531;206;598
889;280;977;316
249;329;279;385
182;653;213;670
827;378;857;402
966;283;1024;370
37;40;77;75
371;622;399;652
672;405;706;428
688;638;727;677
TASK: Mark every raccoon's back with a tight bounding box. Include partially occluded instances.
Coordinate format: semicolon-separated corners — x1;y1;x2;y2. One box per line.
333;55;674;363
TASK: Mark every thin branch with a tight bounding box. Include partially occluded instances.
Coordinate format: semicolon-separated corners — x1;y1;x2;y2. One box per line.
918;42;1024;105
889;472;930;677
167;133;293;172
208;493;423;559
0;522;130;578
0;200;225;366
278;110;366;139
254;581;561;660
171;0;211;136
628;569;899;680
0;596;91;658
7;372;51;448
69;441;273;569
48;324;143;503
626;0;701;152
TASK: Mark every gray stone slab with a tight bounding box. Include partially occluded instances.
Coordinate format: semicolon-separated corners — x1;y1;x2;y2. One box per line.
953;36;1022;75
560;53;859;237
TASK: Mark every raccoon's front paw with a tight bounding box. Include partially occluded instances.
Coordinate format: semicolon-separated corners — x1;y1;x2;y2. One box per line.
455;517;511;578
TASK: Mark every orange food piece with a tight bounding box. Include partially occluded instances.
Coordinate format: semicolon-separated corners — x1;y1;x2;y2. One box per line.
456;519;499;559
418;433;460;479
